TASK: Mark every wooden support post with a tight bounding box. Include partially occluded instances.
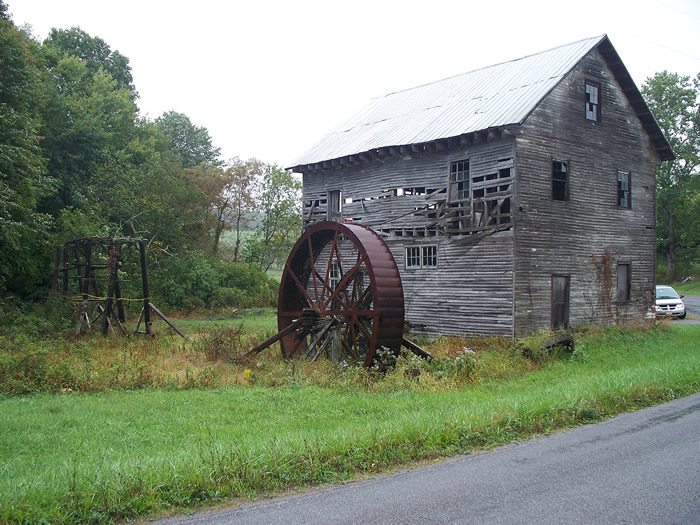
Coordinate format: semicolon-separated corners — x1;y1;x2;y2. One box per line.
62;246;69;294
402;337;433;361
52;245;62;292
114;241;125;323
148;303;188;340
102;244;117;336
245;318;304;357
139;241;152;336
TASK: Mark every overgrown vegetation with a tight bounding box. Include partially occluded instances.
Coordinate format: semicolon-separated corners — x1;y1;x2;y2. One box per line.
1;312;698;523
0;4;301;304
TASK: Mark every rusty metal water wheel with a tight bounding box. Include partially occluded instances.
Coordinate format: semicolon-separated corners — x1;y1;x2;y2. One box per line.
276;221;405;367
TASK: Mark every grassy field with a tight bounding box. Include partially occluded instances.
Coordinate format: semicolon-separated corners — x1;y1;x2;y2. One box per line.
672;279;700;295
1;321;698;523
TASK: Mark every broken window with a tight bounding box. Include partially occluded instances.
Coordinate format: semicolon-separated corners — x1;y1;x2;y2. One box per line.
327;190;341;221
449;160;470;202
405;245;437;269
617;263;630;302
617;171;630;208
552;160;569;201
585;81;600;121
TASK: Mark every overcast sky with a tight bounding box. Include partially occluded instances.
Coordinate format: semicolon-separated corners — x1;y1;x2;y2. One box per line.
7;0;700;167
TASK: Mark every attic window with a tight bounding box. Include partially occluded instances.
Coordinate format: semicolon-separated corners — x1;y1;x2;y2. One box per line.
585;81;600;121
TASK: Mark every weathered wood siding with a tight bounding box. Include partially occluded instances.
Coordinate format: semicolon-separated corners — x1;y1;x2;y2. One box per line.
300;138;515;337
512;48;659;335
387;233;513;337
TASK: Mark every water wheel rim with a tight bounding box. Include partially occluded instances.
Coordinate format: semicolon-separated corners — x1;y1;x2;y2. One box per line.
278;221;404;367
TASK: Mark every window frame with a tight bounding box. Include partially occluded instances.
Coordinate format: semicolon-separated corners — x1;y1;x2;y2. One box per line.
585;80;601;122
617;170;631;209
405;245;438;269
616;263;631;303
449;159;470;203
552;159;570;201
327;189;342;221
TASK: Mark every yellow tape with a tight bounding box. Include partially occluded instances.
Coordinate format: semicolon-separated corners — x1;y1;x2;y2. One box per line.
74;293;150;302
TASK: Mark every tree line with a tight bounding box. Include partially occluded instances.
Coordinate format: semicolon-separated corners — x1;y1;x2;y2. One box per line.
0;2;300;307
1;0;698;309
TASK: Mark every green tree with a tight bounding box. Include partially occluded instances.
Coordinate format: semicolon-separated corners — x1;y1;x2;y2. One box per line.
38;51;138;213
642;72;700;280
0;7;54;293
244;165;301;270
217;158;262;259
154;111;222;169
43;27;135;96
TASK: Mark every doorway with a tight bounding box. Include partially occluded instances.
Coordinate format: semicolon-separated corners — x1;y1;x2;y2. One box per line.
552;275;570;330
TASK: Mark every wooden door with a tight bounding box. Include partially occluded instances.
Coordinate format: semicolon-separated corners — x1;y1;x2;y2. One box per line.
552;275;570;330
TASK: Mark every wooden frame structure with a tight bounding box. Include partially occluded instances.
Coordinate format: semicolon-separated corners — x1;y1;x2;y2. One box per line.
52;237;185;338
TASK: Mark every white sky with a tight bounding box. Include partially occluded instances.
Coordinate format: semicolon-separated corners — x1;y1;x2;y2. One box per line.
7;0;700;167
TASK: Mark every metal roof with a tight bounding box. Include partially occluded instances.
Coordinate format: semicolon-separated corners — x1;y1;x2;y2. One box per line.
289;35;673;168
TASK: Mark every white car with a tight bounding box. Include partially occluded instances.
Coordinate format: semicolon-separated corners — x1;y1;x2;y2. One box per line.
655;285;686;319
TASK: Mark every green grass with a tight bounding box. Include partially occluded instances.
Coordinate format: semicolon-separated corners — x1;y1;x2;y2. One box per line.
168;307;278;334
1;324;698;523
673;279;700;295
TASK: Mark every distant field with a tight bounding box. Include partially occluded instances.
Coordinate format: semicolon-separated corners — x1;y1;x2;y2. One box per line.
218;230;284;282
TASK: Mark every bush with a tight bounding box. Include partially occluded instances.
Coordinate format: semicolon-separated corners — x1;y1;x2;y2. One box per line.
152;251;219;308
151;252;277;309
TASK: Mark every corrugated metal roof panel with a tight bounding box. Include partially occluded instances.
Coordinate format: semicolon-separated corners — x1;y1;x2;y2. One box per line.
290;36;605;167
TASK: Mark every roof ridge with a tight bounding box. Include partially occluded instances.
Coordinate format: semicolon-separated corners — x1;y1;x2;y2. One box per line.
377;35;607;99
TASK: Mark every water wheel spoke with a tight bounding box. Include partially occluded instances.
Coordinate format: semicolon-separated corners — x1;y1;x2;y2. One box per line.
351;284;372;310
315;270;352;310
353;316;374;342
340;337;360;362
322;230;340;303
326;309;374;316
285;263;314;307
307;236;320;303
324;254;368;307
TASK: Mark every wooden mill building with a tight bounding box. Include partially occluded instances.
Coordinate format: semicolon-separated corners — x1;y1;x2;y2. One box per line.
287;35;673;337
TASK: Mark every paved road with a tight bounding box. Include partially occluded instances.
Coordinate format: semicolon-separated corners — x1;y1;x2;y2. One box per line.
681;293;700;319
158;393;700;525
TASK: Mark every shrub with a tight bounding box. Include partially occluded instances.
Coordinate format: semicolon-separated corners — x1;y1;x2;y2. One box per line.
152;251;219;308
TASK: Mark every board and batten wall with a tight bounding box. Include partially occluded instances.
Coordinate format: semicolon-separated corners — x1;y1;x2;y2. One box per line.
301;139;516;337
512;47;659;336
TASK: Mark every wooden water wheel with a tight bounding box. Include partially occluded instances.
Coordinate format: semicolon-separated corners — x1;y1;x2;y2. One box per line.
248;221;406;367
278;221;405;367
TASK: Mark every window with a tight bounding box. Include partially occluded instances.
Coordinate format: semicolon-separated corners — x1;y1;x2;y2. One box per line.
617;263;630;302
552;160;569;201
329;262;340;289
585;81;600;121
405;245;437;269
327;190;341;221
449;160;470;202
422;245;437;268
617;171;630;208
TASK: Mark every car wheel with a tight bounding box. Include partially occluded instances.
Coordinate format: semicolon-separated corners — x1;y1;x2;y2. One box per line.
679;313;686;319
